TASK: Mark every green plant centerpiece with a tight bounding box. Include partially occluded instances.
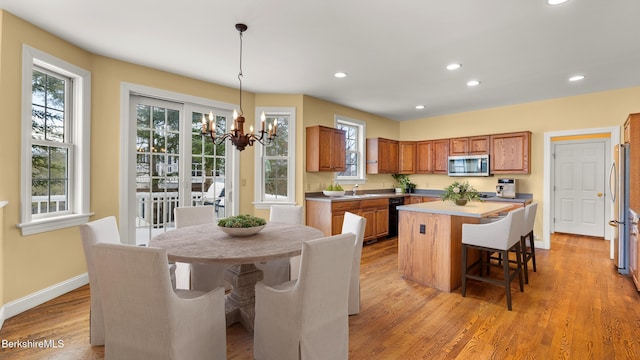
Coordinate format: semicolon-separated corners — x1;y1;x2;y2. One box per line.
217;214;267;237
218;214;267;228
441;181;481;206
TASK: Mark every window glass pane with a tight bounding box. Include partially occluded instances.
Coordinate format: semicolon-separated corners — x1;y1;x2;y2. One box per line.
30;146;68;215
166;132;179;154
32;69;66;143
153;107;166;130
266;116;288;157
167;109;180;132
153;131;166;153
137;104;151;129
264;159;288;200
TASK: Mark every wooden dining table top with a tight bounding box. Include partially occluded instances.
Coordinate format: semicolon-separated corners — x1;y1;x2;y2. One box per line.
149;222;324;265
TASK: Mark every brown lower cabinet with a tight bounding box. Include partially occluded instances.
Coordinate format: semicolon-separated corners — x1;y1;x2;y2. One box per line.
306;198;389;242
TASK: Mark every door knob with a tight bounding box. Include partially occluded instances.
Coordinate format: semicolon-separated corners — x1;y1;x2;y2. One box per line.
597;192;603;197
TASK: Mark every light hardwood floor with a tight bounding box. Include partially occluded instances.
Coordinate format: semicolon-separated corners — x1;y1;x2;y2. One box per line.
1;233;639;359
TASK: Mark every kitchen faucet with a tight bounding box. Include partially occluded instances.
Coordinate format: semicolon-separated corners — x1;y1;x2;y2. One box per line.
353;184;359;196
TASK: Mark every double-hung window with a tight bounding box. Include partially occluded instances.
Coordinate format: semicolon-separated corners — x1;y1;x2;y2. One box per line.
19;46;91;235
254;107;296;208
335;115;366;184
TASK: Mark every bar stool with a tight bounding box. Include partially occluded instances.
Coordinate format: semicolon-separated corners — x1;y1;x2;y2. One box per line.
461;207;525;310
521;202;538;284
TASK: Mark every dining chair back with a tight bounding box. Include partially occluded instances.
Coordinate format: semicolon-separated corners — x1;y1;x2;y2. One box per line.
254;233;355;360
78;216;120;346
92;243;226;360
342;211;367;315
174;206;226;291
256;205;304;285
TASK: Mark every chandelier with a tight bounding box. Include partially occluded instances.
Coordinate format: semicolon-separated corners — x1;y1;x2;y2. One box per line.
201;23;277;151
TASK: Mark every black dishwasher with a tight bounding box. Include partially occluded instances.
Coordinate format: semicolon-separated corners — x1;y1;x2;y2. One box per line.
388;197;404;238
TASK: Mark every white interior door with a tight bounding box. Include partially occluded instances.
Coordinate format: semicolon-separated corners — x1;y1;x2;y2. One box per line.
553;140;607;237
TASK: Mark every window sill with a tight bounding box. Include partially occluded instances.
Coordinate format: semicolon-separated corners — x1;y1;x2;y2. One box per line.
17;212;94;236
253;201;297;210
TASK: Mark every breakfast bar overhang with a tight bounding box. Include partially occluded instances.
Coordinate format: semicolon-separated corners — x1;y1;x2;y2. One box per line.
397;201;515;292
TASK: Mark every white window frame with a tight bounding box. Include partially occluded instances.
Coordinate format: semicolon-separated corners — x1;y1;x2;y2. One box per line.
254;107;296;209
335;115;366;184
18;45;92;235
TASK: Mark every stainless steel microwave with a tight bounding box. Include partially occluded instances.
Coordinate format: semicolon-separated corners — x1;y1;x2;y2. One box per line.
447;154;490;176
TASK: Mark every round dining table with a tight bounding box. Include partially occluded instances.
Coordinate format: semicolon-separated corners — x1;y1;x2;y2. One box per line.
149;221;324;332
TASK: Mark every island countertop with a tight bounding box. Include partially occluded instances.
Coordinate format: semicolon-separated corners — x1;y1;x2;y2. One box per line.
397;201;514;218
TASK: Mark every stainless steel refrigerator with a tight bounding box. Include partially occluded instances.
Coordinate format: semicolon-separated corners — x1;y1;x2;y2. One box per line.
609;143;630;274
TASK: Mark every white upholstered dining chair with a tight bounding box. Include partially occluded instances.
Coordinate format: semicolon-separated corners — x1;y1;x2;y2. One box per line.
174;206;227;291
254;205;304;285
78;216;120;346
253;233;356;360
341;211;367;315
92;243;226;360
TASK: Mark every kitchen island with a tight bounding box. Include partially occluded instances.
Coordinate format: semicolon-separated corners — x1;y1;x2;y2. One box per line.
397;201;514;292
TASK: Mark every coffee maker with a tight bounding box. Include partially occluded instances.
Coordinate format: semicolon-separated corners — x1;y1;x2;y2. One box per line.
496;178;516;199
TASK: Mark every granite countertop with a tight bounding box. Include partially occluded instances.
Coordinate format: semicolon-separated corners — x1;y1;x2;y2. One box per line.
305;190;532;204
397;201;515;218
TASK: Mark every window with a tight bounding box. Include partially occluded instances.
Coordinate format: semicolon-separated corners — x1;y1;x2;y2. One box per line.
336;115;366;183
254;107;296;208
19;46;91;235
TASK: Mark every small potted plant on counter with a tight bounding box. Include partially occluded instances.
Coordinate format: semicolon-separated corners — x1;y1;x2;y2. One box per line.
441;181;481;206
392;174;416;193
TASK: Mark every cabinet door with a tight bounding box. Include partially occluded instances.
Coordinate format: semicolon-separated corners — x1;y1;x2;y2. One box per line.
361;208;376;241
469;136;490;154
449;137;469;155
332;128;346;171
409;196;423;204
432;139;450;174
490;131;531;174
398;141;416;174
366;138;398;174
375;207;389;238
381;139;399;174
416;140;434;173
332;213;345;235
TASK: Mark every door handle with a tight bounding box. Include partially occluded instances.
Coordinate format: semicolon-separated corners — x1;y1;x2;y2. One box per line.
597;192;603;197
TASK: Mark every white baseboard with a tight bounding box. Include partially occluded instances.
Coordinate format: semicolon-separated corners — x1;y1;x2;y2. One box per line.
1;273;88;327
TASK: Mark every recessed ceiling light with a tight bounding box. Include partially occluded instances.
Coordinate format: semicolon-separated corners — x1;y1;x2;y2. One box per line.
334;72;347;78
415;105;425;110
569;75;585;82
446;63;462;71
466;80;481;87
547;0;568;5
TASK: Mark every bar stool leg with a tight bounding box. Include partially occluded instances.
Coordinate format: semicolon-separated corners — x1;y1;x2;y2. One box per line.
502;249;512;311
461;244;468;297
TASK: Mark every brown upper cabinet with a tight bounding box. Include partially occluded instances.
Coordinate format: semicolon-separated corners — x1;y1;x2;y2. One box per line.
398;141;417;174
367;138;399;174
489;131;531;174
306;125;346;172
416;140;434;173
432;139;450;174
449;136;490;155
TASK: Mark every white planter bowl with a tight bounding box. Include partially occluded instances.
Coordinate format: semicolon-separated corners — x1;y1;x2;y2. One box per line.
218;225;266;237
323;190;346;197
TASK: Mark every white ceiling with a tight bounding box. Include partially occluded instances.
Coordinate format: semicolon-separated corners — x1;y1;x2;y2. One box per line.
2;0;639;121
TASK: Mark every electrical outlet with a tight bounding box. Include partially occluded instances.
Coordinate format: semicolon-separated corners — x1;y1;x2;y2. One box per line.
419;224;426;234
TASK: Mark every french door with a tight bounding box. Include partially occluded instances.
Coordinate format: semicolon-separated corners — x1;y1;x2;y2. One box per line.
125;95;235;245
